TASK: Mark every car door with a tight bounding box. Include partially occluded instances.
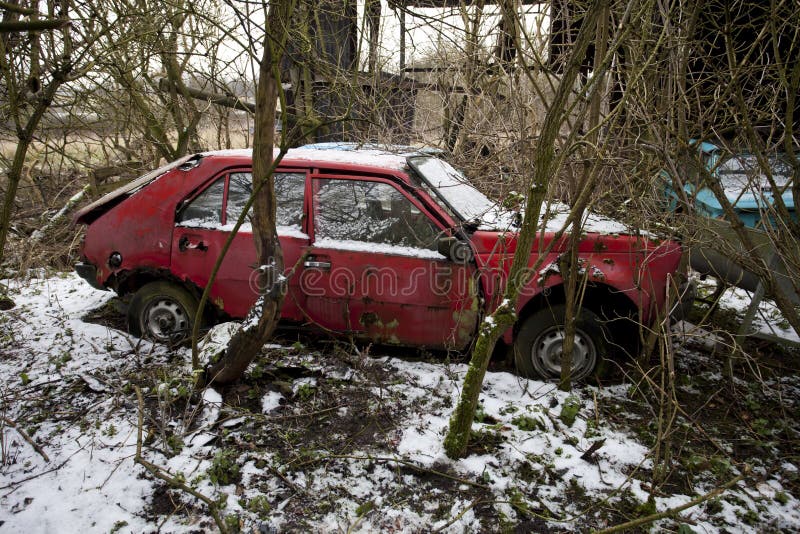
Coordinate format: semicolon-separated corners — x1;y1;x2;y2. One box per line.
300;175;479;350
170;170;308;320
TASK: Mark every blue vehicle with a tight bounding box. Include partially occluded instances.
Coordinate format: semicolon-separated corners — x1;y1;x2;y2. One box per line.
665;141;796;229
663;141;800;319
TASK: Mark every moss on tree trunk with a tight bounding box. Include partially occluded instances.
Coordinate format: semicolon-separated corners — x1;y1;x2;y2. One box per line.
443;0;607;459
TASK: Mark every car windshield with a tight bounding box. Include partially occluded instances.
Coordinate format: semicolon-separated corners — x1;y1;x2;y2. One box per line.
717;153;794;194
407;156;515;230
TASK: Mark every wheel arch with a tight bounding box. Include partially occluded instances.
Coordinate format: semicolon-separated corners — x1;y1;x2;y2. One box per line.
109;268;221;320
110;268;189;296
514;282;641;345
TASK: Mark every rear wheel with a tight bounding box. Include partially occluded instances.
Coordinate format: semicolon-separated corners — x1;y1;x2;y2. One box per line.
128;282;199;344
513;304;607;382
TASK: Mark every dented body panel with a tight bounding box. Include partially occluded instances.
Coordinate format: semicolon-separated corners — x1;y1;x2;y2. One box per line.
469;230;684;343
75;148;684;352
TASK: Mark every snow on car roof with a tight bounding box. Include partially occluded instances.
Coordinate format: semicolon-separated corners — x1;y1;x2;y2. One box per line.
202;147;410;172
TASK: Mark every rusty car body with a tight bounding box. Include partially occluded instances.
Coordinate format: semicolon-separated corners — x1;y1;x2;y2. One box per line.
74;148;685;380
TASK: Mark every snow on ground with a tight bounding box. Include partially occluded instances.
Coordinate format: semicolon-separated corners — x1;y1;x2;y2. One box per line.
717;285;800;344
0;273;177;532
1;273;799;532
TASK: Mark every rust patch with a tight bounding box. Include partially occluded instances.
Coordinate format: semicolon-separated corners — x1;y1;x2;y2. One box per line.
358;313;401;344
452;277;480;349
359;312;382;328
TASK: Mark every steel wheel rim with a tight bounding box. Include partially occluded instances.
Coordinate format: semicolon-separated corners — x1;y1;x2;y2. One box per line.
144;298;189;343
530;325;597;380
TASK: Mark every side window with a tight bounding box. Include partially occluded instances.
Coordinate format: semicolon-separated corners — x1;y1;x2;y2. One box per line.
227;172;306;229
177;178;224;227
226;172;251;224
276;173;306;228
313;178;440;250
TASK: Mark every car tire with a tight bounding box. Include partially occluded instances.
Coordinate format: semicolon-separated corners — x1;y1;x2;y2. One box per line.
513;304;607;382
128;282;199;344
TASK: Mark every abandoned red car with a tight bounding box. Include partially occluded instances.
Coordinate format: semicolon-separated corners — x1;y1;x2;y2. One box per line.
74;147;685;380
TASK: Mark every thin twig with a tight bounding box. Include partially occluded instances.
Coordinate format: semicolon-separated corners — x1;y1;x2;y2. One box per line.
594;468;749;534
268;464;307;495
2;416;49;462
0;451;77;492
262;404;344;421
134;387;229;534
432;497;483;533
324;454;491;490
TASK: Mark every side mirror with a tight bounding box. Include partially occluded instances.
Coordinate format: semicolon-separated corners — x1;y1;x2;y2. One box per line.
437;236;474;264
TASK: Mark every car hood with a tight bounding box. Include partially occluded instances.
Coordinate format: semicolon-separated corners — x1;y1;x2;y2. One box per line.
469;203;653;255
476;201;637;231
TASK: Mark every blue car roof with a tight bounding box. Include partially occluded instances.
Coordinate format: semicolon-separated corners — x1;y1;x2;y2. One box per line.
689;139;721;155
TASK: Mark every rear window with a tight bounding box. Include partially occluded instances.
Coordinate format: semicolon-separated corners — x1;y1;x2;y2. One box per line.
226;172;305;229
177;172;306;231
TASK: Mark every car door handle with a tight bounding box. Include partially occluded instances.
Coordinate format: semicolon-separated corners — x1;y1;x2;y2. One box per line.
178;235;208;252
304;260;331;271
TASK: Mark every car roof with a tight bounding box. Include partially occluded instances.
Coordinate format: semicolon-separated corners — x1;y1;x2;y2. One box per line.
201;147;412;173
75;148;420;225
689;139;721;155
691;139;800;157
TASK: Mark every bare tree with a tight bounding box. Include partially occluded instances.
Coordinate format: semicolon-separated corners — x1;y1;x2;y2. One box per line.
85;0;231;163
203;0;297;384
0;0;97;271
443;0;607;459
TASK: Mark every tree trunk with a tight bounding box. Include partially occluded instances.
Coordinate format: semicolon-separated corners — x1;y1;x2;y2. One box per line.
0;65;67;268
559;0;608;391
443;0;606;459
0;135;33;268
0;19;68;32
205;0;296;384
366;0;380;74
558;216;582;392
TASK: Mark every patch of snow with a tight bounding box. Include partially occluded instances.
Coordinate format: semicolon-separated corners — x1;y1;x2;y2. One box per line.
241;296;265;332
262;391;283;413
292;376;317;394
203;147;409;172
198;387;223;428
283;147;409;171
718;286;800;343
198;321;240;365
176;220;308;240
542;201;634;235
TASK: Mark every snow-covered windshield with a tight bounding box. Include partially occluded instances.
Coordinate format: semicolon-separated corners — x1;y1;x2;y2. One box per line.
407;156;515;230
717;154;794;195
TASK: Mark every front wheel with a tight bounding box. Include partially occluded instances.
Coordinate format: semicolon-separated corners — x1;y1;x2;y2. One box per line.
513;304;607;382
128;282;199;344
